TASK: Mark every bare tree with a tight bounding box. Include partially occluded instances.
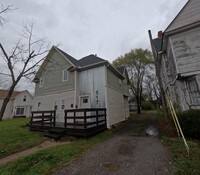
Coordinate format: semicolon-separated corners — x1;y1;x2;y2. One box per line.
0;3;15;26
0;23;50;121
113;48;154;114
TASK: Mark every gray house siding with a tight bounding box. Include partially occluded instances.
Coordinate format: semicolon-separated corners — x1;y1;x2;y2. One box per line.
166;0;200;32
33;47;130;127
170;27;200;76
107;69;123;92
35;51;75;97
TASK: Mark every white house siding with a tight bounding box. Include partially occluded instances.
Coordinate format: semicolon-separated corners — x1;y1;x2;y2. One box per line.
107;87;125;126
12;91;33;117
106;68;129;127
33;90;74;122
0;99;13;119
79;66;106;108
170;27;200;76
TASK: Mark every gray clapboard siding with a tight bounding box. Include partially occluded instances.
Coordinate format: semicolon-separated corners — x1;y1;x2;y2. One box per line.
170;27;200;75
107;69;123;92
107;87;125;126
166;0;200;32
35;51;75;97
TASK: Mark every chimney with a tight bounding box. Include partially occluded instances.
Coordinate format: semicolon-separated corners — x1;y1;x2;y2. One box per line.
158;31;163;39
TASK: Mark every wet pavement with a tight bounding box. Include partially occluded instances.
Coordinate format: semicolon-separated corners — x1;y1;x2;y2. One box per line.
54;115;174;175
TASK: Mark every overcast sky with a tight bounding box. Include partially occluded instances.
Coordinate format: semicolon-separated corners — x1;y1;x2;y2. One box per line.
1;0;188;91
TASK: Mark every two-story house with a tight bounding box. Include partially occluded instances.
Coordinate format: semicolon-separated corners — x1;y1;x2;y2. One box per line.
32;46;130;128
0;89;33;119
150;0;200;111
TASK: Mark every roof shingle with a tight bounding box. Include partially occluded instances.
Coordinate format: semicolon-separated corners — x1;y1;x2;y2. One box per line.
0;89;22;99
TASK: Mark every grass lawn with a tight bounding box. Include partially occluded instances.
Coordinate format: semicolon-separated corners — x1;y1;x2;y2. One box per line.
0;118;44;159
0;130;112;175
156;111;200;175
163;137;200;175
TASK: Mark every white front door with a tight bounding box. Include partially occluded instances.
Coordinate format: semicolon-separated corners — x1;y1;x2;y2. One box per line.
80;96;90;108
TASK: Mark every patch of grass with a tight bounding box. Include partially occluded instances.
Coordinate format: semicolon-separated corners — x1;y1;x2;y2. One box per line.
0;118;43;158
163;137;200;175
0;130;112;175
157;111;200;175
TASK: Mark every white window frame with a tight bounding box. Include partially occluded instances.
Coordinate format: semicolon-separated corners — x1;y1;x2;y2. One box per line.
16;107;25;116
187;77;200;105
39;76;45;88
60;99;65;110
62;69;68;82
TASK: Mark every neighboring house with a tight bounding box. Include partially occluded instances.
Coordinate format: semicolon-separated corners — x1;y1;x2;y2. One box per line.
150;0;200;111
0;89;33;119
32;46;130;128
129;102;138;111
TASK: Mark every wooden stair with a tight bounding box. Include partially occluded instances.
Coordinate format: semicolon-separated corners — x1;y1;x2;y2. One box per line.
44;128;66;140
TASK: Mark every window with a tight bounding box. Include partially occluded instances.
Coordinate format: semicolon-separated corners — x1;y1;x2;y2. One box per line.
124;80;127;87
37;102;41;111
54;100;59;110
39;76;45;87
83;98;88;103
23;95;26;102
62;69;68;81
16;107;25;115
61;99;65;110
119;79;122;86
188;78;200;105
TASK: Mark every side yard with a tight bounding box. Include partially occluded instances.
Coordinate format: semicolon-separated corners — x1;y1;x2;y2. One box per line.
0;111;200;175
0;118;43;158
0;118;113;175
155;111;200;175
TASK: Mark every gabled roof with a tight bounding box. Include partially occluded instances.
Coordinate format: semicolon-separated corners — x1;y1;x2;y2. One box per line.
116;66;125;75
0;89;22;99
165;0;200;33
152;38;162;52
78;54;107;67
34;46;127;81
56;47;79;67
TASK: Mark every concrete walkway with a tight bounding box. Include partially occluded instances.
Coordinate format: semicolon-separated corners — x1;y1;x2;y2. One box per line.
0;140;69;165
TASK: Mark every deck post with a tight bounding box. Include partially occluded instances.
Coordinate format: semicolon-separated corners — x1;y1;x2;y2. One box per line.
73;111;76;124
96;110;99;126
64;111;67;128
53;110;56;127
30;112;33;125
42;112;44;126
84;109;87;129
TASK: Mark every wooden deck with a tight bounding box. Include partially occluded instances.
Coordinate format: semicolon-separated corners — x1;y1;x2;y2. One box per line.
30;108;107;137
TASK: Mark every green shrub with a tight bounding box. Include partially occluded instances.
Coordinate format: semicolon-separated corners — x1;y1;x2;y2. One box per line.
177;109;200;140
142;101;154;110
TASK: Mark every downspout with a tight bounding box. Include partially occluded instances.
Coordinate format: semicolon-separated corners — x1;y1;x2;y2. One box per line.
74;70;77;109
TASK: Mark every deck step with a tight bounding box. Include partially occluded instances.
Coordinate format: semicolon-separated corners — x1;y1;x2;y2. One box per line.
44;128;65;140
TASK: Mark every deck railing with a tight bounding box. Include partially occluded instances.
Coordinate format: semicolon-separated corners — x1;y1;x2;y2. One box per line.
30;110;56;126
64;108;106;129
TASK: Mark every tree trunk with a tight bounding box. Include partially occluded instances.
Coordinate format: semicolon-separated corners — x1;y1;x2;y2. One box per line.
136;96;141;114
0;84;16;121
